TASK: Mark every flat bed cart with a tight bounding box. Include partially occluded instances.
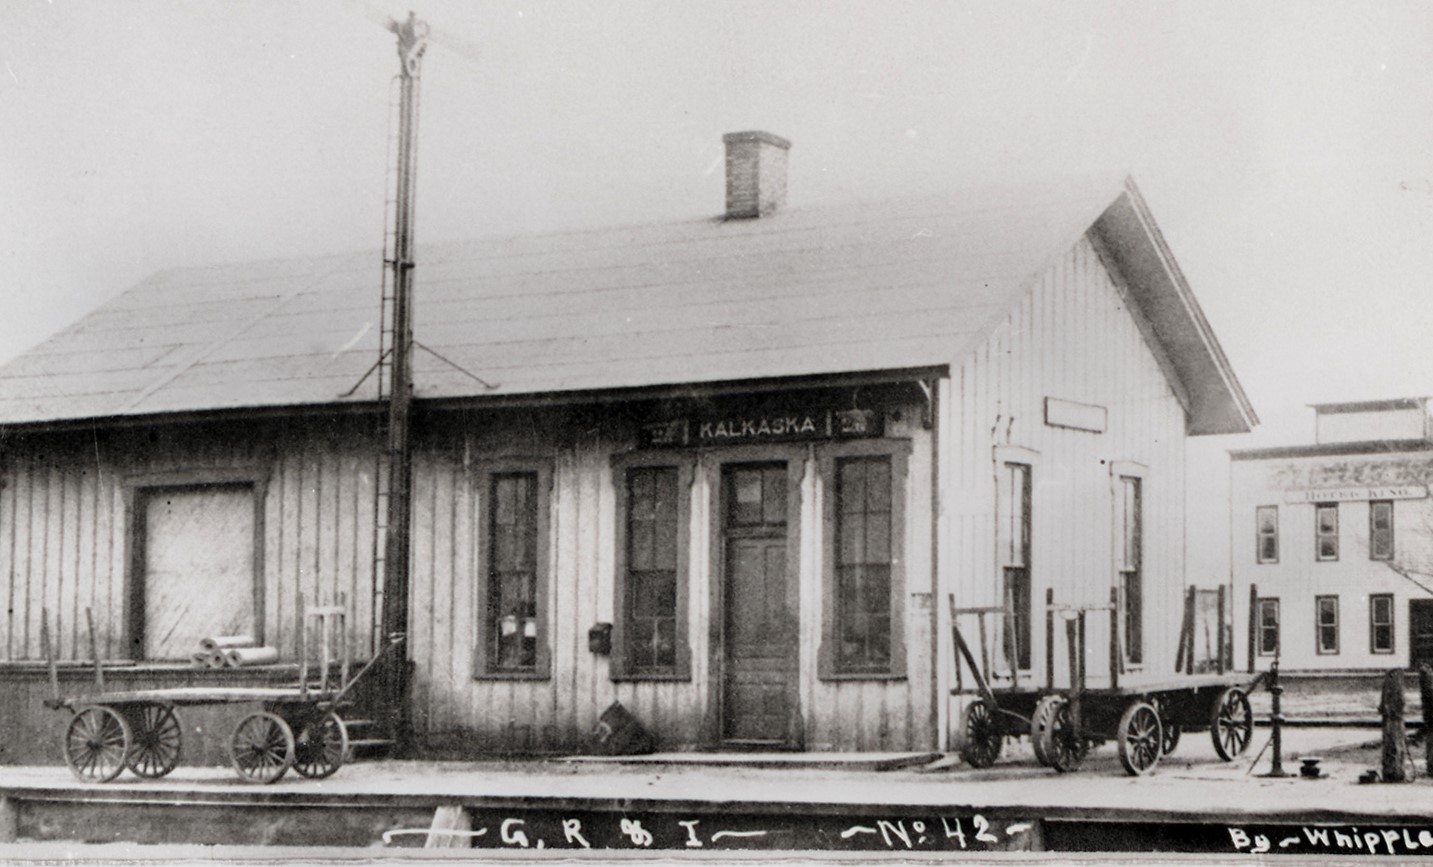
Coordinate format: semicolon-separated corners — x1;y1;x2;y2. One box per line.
44;603;399;785
57;686;355;784
952;592;1261;776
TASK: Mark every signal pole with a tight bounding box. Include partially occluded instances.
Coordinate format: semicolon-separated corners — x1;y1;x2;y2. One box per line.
378;11;428;750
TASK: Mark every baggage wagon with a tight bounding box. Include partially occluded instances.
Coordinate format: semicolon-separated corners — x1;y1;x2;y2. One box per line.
41;600;401;784
951;590;1262;776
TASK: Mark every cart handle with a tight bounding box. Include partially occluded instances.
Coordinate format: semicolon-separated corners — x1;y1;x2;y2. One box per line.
322;632;405;709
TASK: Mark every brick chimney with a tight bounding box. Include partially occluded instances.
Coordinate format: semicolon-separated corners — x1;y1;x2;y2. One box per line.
723;131;791;219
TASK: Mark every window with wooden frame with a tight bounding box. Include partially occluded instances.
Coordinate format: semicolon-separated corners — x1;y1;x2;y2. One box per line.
474;463;552;679
124;470;267;662
1315;503;1339;561
1255;505;1279;564
611;455;694;680
1113;468;1144;666
1369;500;1394;561
996;453;1035;671
1316;595;1339;655
1256;598;1279;657
818;439;910;680
1370;594;1394;654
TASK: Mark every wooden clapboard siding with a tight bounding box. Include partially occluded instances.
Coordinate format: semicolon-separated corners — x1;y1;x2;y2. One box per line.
942;235;1188;735
0;421;381;667
800;413;935;752
402;407;934;754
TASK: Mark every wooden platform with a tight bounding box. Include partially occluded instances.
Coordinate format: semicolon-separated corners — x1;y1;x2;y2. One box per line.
1;727;1430;855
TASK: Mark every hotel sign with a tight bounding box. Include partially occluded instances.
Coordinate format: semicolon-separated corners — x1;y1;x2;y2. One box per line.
1284;485;1429;504
639;408;882;449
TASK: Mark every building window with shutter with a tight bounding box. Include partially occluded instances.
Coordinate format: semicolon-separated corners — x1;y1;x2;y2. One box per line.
1256;598;1280;657
1256;505;1278;564
999;461;1033;671
1315;503;1339;561
1370;594;1394;654
1116;474;1144;665
612;457;693;680
819;440;910;680
1369;500;1394;561
1316;595;1339;655
475;464;551;679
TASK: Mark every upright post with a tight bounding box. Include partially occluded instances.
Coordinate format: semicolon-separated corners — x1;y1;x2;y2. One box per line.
378;12;429;752
1247;583;1258;674
1381;668;1409;782
1108;587;1120;691
1045;588;1055;690
1065;617;1081;739
1003;584;1019;689
1175;587;1192;674
1216;585;1227;675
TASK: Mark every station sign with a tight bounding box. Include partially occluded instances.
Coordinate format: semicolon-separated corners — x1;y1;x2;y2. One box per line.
639;407;882;449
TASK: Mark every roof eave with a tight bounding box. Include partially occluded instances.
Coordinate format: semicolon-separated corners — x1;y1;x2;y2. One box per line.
1089;178;1258;436
0;366;950;435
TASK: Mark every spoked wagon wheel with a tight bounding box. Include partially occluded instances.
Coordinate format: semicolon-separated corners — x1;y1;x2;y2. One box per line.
293;710;349;779
1161;722;1181;756
64;705;133;783
1032;695;1088;773
124;703;182;778
958;700;1003;768
1030;695;1057;767
230;711;296;784
1210;687;1253;761
1117;701;1163;776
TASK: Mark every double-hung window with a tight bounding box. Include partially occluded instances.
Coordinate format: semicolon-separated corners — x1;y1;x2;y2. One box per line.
819;440;910;679
612;456;693;679
1114;471;1144;665
1256;598;1280;657
1370;500;1394;561
1315;504;1339;561
1370;594;1394;654
475;463;552;678
998;459;1033;671
1316;595;1339;655
1255;506;1278;564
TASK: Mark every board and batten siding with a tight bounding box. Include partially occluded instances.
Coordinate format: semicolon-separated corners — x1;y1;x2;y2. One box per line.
0;422;382;666
938;234;1190;748
406;410;935;754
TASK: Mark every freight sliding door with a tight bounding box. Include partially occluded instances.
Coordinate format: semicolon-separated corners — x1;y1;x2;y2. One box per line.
134;484;258;660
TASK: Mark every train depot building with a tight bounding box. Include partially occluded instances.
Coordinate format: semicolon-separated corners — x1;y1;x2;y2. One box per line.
1231;397;1433;673
0;132;1256;761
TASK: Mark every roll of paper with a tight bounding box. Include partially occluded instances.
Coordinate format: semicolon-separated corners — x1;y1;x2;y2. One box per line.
200;635;257;652
191;651;214;669
224;646;279;667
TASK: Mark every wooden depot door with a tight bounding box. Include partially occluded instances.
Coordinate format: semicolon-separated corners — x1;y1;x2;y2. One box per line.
721;463;798;747
141;485;256;660
1410;599;1433;670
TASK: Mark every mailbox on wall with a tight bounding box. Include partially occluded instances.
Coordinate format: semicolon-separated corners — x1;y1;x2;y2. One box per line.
588;622;612;655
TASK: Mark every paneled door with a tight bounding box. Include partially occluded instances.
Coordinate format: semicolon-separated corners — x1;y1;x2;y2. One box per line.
721;464;798;746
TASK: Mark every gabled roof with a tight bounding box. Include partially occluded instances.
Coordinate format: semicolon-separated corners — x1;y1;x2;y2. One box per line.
0;176;1255;434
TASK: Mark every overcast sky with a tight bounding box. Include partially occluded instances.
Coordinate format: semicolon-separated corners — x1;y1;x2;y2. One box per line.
2;0;1431;450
